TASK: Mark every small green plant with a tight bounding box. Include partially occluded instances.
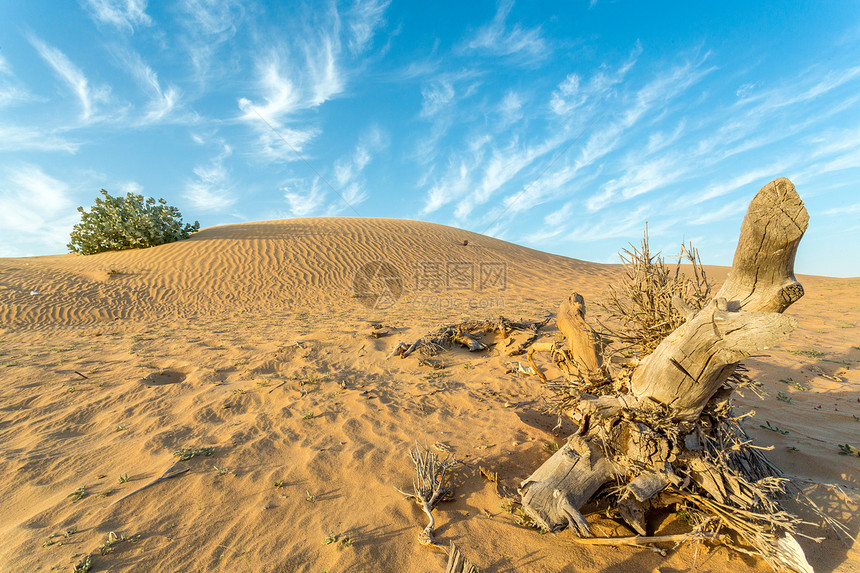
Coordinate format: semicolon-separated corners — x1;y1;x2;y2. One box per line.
677;508;695;525
760;420;789;435
322;530;338;545
853;415;860;422
67;486;88;502
302;411;314;420
118;473;129;483
174;447;214;460
99;489;115;498
115;423;128;431
68;189;199;255
790;349;825;359
306;490;317;502
838;444;860;457
214;466;229;476
340;535;354;547
274;480;284;488
780;377;808;391
462;361;474;370
543;440;560;453
73;555;92;573
776;392;793;403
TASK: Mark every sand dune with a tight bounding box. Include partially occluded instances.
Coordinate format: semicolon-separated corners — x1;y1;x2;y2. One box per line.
0;218;857;572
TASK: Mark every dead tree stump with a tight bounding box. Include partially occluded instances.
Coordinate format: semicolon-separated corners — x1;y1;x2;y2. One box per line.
520;178;814;571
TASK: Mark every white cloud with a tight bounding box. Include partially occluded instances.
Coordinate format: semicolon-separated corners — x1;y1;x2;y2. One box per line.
83;0;152;31
116;49;182;123
680;165;786;206
498;90;523;124
183;147;236;211
29;35;110;121
177;0;244;84
464;0;548;63
0;125;81;153
283;179;326;217
586;155;687;212
119;181;144;195
423;158;476;214
0;165;77;256
566;202;653;242
689;198;749;225
550;41;641;116
420;79;455;118
346;0;391;55
238;22;346;160
0;54;30;108
329;126;388;210
821;202;860;216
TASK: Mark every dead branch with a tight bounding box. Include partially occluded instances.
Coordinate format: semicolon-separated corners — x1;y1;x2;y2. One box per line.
445;541;480;573
401;444;457;547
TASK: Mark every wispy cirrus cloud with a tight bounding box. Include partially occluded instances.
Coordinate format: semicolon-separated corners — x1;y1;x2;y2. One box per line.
177;0;245;84
332;126;389;208
115;49;184;124
183;146;236;211
82;0;152;32
0;164;77;256
550;41;642;116
346;0;392;55
0;54;30;108
462;0;548;64
283;179;327;217
238;21;345;160
419;79;455;118
28;35;110;121
0;125;81;153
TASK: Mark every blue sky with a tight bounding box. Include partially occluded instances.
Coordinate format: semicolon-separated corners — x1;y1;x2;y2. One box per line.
1;1;859;276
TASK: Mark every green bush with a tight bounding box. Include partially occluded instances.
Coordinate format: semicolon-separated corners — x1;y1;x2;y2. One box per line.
68;189;199;255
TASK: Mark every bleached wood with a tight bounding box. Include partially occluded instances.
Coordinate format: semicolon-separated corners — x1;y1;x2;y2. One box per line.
556;293;603;375
518;435;616;536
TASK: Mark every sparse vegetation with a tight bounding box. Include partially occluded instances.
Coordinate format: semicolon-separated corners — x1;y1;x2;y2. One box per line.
838;444;860;457
790;349;826;359
67;486;88;502
780;377;808;391
72;555;91;573
776;392;793;403
305;490;317;503
68;189;199;255
174;447;214;460
760;420;790;435
322;530;337;545
601;229;711;356
399;443;457;547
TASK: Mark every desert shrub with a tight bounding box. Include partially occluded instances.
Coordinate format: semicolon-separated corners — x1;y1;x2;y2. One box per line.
68;189;199;255
602;227;711;356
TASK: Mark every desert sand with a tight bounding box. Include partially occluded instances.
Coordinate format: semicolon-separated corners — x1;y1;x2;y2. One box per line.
0;217;857;573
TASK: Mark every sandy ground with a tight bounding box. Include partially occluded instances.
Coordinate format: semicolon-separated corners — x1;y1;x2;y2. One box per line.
0;217;857;573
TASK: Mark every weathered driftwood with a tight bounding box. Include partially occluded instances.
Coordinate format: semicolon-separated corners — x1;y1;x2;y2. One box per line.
520;178;821;573
387;317;550;360
630;177;808;419
445;542;480;573
519;435;615;535
556;293;604;376
629;304;795;420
